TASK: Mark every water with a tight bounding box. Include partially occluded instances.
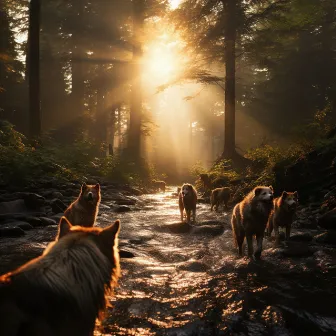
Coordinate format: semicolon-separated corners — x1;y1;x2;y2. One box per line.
1;186;336;335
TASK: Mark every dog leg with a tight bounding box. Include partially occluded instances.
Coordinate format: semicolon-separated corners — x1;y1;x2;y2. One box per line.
246;234;254;258
237;232;245;257
285;225;291;241
254;233;264;260
274;222;281;247
180;208;184;222
192;208;196;222
186;210;191;223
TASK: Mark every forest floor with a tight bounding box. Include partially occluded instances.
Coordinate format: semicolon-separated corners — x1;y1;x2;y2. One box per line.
1;184;335;335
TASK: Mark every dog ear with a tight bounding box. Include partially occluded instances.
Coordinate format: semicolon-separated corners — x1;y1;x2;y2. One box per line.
100;220;120;245
95;183;100;190
294;191;298;199
269;185;274;191
81;182;87;192
57;217;72;240
282;191;288;198
254;187;262;196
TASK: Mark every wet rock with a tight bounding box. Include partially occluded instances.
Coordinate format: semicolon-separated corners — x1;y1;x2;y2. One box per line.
115;199;136;206
276;243;315;258
51;191;64;199
0;199;27;214
192;225;224;236
119;249;136;258
114;205;131;213
0;227;25;237
318;208;336;230
23;193;45;210
314;231;336;245
179;261;208;272
99;204;111;210
289;232;313;242
50;198;67;213
3;221;34;231
166;222;192;234
39;217;57;227
49;213;63;223
25;216;42;227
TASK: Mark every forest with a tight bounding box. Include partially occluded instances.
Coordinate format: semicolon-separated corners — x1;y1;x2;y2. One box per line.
0;0;336;335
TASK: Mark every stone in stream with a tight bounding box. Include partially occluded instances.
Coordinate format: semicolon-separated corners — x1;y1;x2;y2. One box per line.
289;232;313;242
0;227;25;237
314;231;336;245
114;205;132;213
2;221;34;231
50;198;67;214
179;261;208;272
318;207;336;230
166;222;192;234
115;199;137;206
39;217;57;227
275;243;315;258
119;249;136;258
192;225;224;236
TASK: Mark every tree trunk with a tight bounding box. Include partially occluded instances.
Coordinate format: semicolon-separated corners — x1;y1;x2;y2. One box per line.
109;105;117;155
128;0;144;160
28;0;41;139
222;0;236;158
71;2;85;121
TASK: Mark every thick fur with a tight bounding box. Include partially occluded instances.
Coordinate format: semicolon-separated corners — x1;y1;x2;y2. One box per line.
0;217;120;336
64;182;101;227
231;186;274;259
267;191;298;245
152;180;166;192
210;187;232;211
179;183;197;223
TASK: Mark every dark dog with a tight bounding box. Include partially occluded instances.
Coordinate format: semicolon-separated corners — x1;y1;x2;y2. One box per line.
267;191;298;245
179;183;197;223
0;217;120;336
210;187;232;211
231;186;274;259
152;180;166;192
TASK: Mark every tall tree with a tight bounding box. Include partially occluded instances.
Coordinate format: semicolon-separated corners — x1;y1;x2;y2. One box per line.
27;0;41;139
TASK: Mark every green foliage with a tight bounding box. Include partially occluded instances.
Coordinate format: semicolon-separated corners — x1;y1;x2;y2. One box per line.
0;122;156;187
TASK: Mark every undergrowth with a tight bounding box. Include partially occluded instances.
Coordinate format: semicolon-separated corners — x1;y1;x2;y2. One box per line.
0;121;156;187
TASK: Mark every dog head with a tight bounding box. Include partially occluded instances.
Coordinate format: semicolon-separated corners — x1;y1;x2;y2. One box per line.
80;183;101;204
56;216;120;265
181;183;194;196
254;186;274;203
281;191;298;210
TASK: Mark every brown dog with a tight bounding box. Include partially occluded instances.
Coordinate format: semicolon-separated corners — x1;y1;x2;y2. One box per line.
64;182;101;227
231;186;274;259
210;187;232;211
267;191;298;245
179;183;197;223
152;180;166;192
0;216;120;336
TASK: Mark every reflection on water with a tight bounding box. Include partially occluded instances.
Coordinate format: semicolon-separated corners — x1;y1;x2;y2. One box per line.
0;187;335;335
99;187;336;335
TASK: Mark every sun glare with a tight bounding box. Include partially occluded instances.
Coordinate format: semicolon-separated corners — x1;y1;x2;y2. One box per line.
170;0;181;10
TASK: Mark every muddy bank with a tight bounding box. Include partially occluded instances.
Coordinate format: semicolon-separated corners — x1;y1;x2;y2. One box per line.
0;186;336;335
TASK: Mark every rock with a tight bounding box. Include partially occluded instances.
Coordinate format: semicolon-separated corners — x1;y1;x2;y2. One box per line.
276;243;315;258
0;199;27;214
119;249;136;258
179;261;208;272
0;227;25;237
3;221;33;231
49;213;64;223
25;216;42;227
23;193;45;210
99;204;111;210
50;198;67;213
114;205;131;213
39;217;57;227
192;225;224;236
115;199;136;206
52;192;64;199
318;208;336;230
314;231;336;245
289;232;313;242
166;222;192;234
